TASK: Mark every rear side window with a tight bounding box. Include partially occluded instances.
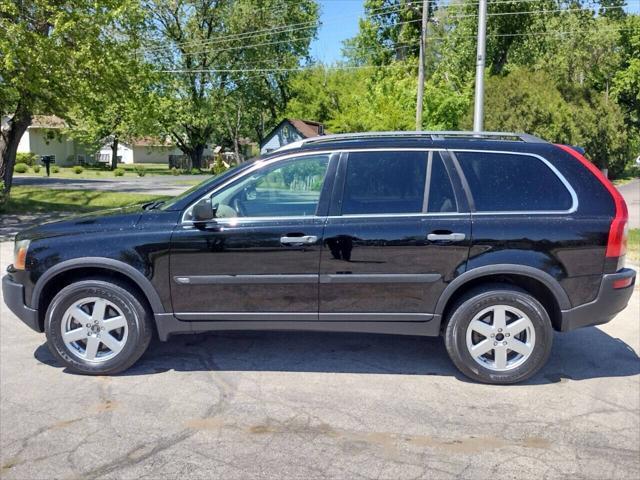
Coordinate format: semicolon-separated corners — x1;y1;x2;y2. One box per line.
455;152;573;212
342;151;427;214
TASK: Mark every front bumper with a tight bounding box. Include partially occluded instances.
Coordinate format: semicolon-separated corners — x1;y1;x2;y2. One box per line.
560;268;636;332
2;275;40;333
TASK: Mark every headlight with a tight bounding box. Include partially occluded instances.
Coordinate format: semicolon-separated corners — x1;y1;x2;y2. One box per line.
14;239;30;270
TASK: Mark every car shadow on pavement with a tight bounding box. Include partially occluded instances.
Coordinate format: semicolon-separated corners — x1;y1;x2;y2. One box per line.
34;326;639;385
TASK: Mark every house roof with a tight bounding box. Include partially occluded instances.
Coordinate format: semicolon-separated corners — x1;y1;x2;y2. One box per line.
130;136;174;147
30;115;67;129
260;118;326;148
287;119;325;138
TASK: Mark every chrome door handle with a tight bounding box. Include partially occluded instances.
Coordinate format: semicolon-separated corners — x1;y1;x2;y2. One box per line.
280;235;318;245
427;233;466;241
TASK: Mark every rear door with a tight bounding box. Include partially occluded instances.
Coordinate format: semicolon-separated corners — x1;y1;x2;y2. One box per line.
319;149;471;321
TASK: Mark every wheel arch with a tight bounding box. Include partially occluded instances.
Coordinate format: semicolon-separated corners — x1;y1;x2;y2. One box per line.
32;258;165;331
436;265;571;332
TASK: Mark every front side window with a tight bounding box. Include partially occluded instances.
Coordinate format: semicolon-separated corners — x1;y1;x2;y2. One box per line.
198;155;330;219
455;152;573;212
342;151;428;215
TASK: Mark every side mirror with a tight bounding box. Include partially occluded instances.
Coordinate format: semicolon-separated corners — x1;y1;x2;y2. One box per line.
192;198;215;223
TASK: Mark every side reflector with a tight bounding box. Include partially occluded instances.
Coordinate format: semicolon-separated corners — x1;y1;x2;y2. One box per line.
612;277;633;289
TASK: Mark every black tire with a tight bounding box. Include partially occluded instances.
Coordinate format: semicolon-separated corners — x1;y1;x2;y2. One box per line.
45;279;153;375
444;284;553;384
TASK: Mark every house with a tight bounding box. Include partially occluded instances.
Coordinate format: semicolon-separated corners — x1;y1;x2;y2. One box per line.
97;137;183;165
260;119;325;154
14;115;93;166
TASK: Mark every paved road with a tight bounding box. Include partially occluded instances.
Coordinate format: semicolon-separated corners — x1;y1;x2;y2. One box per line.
0;241;638;479
618;179;640;229
14;174;206;196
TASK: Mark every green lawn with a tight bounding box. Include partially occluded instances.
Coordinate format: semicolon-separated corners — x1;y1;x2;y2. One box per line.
0;187;168;214
629;229;640;263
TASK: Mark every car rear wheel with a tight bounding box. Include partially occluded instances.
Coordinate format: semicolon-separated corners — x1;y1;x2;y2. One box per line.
444;284;553;384
45;279;153;375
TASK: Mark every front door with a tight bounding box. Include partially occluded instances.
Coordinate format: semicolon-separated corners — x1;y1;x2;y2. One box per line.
319;150;471;320
170;153;335;320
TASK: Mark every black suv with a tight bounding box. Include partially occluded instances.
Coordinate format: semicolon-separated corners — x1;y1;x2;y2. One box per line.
3;131;636;384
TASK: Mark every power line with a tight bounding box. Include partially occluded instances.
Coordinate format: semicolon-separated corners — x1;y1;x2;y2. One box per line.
149;4;626;62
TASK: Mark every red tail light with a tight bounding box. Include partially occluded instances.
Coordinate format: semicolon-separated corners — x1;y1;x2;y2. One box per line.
555;144;628;258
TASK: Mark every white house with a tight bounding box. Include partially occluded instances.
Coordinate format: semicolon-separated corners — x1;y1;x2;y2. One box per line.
260;119;325;154
97;137;183;164
14;115;92;166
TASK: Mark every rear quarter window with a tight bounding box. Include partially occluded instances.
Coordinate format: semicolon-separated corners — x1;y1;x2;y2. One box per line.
455;151;574;212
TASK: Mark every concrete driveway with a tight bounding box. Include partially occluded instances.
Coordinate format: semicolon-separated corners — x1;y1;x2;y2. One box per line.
618;179;639;229
0;241;638;479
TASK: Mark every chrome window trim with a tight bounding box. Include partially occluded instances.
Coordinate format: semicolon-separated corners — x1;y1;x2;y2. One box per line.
450;149;579;215
180;148;446;225
180;147;578;224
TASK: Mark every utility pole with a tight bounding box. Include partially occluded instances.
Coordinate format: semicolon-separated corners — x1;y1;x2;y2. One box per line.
473;0;488;132
415;0;429;131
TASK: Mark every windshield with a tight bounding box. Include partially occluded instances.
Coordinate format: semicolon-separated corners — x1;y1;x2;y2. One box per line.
160;161;256;210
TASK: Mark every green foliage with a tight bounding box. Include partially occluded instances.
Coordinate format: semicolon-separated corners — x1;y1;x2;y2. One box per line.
114;168;125;177
0;181;6;208
171;167;180;176
73;166;84;174
134;165;146;177
51;165;60;174
15;153;37;166
147;0;319;167
32;165;41;173
464;69;631;177
13;163;28;173
0;0;147;192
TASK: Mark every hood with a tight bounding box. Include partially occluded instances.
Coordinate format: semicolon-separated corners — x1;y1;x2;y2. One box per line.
16;205;146;242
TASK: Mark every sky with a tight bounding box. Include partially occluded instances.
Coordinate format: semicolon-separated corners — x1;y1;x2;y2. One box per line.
310;0;640;64
310;0;364;64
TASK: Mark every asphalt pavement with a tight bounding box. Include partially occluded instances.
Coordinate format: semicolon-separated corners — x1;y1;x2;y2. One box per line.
0;240;638;479
13;174;206;196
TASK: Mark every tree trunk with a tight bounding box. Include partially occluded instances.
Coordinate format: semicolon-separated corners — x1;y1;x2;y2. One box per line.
110;136;119;170
0;106;32;194
188;144;205;170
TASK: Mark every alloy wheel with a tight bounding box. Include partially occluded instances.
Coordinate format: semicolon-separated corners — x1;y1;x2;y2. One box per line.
60;297;128;362
465;305;536;371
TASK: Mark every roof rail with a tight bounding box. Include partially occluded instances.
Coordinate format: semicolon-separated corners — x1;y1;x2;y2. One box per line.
276;131;546;151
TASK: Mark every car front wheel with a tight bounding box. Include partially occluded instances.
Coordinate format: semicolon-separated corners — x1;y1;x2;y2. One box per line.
45;279;153;375
444;284;553;384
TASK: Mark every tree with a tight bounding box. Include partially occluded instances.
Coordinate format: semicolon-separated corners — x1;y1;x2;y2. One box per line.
69;37;157;170
0;0;144;195
145;0;319;168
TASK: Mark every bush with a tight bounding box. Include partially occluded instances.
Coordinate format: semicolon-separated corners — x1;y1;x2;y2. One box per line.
210;158;228;175
14;163;29;173
134;165;146;177
171;167;179;176
32;165;41;173
190;168;200;175
73;166;84;174
51;165;60;173
114;168;125;177
16;153;37;166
